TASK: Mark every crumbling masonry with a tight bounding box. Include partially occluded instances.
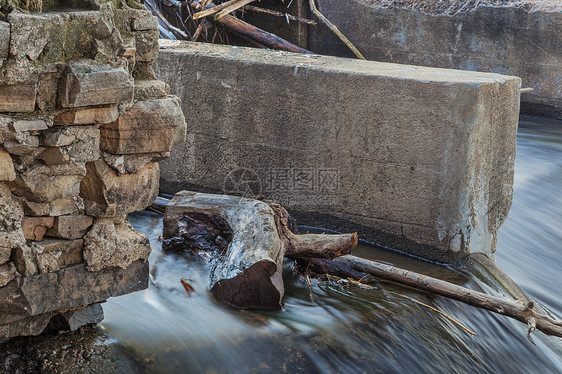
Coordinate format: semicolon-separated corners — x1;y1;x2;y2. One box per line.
0;3;186;342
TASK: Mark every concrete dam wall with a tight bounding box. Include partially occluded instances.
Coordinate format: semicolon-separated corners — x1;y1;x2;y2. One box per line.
308;0;561;119
154;40;521;263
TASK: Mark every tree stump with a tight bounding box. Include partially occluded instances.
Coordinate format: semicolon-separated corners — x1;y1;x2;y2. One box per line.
162;191;358;309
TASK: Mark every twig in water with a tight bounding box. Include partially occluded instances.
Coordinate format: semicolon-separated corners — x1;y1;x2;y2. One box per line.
305;272;315;303
382;288;476;336
411;297;477;336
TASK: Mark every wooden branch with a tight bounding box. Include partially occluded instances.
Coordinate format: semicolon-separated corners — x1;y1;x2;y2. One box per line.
215;0;257;20
466;253;532;305
190;1;312;53
193;0;256;20
243;5;318;25
308;0;365;59
337;255;562;339
145;0;189;39
216;14;312;53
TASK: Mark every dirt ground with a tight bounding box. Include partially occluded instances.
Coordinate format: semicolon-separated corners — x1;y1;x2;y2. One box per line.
0;326;141;374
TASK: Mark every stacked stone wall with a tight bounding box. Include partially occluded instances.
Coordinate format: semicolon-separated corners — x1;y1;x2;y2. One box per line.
0;3;186;342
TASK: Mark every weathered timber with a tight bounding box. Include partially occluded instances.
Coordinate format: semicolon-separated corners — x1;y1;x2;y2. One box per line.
189;1;311;53
163;191;357;309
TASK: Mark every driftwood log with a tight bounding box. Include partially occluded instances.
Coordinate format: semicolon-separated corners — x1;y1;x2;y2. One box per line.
190;1;312;53
163;191;357;309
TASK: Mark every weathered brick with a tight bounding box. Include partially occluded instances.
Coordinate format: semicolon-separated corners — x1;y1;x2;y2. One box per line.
0;21;9;62
80;159;159;217
0;149;16;181
58;63;134;108
131;15;158;31
0;85;37;113
21;217;55;241
134;79;169;101
40;128;77;147
54;106;119;126
32;238;84;268
100;97;186;154
12;120;48;132
0;263;18;288
39;147;70;165
0;260;148;316
8;162;86;203
46;215;93;240
134;29;159;62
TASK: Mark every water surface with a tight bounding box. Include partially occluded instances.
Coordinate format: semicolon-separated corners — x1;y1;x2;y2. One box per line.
102;117;562;373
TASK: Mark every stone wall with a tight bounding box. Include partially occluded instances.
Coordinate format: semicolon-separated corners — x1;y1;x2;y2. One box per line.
0;4;186;342
308;0;561;119
154;40;520;263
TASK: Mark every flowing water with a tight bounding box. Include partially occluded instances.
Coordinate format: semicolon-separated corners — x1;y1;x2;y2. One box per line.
101;117;562;374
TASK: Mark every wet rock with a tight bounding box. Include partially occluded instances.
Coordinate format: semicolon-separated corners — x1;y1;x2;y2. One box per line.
84;218;150;271
49;303;104;332
80;159;159;217
54;106;119;126
100;97;186;154
0;260;148;315
0;313;51;342
46;215;93;240
59;63;134;108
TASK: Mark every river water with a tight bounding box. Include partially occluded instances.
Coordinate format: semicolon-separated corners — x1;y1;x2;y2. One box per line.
101;117;562;374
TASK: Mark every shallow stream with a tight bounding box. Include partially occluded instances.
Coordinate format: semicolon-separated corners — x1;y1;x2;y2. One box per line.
100;116;562;374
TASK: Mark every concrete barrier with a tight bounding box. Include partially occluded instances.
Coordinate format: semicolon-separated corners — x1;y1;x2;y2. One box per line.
308;0;562;119
154;40;520;263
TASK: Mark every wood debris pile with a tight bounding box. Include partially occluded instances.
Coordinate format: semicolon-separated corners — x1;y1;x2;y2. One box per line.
143;0;365;58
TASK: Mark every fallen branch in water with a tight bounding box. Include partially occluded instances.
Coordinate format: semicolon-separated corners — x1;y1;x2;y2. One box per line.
156;194;561;340
307;255;562;340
